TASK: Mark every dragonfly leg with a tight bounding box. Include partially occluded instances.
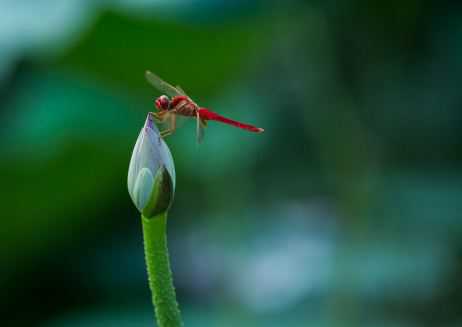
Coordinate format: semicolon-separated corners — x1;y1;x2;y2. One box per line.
159;113;177;139
160;129;173;138
151;111;167;123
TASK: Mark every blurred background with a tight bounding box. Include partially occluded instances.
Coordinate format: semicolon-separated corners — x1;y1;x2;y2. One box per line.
1;1;462;326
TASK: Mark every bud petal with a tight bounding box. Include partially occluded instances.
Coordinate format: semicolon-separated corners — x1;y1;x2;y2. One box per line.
132;167;155;213
142;165;174;217
128;113;175;218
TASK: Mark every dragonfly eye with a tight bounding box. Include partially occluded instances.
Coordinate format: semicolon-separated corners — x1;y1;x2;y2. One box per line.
155;95;170;110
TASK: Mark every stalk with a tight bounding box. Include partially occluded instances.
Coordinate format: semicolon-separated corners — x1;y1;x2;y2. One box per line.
141;213;183;327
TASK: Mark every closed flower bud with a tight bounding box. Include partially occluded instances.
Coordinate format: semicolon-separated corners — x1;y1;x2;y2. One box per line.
128;113;176;218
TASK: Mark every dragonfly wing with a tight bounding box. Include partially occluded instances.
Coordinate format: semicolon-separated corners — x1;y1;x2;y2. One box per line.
196;111;206;144
176;85;187;96
145;70;182;97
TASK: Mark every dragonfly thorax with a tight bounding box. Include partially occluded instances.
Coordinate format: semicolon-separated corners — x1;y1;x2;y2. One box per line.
171;95;198;117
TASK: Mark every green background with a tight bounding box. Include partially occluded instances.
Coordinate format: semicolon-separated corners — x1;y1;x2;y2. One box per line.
1;1;462;326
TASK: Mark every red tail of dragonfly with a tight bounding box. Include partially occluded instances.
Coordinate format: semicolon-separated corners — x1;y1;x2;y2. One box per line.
198;108;263;133
145;70;264;143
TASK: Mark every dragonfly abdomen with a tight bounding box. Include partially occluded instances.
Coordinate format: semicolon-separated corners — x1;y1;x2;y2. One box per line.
198;108;264;133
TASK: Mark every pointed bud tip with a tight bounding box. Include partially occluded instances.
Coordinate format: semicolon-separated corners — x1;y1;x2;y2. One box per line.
146;112;156;130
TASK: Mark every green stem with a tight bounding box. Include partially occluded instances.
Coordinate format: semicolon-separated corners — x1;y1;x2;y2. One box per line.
142;212;183;327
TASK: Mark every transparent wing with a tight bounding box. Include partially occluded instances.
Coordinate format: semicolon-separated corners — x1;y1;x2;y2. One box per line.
196;112;206;144
145;70;183;97
176;85;187;96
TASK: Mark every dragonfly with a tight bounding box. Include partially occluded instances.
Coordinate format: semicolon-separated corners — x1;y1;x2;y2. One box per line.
145;70;264;143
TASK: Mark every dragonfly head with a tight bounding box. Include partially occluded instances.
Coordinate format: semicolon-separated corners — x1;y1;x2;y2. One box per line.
155;95;171;111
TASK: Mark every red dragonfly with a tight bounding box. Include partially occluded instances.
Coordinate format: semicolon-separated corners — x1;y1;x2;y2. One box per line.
145;70;264;143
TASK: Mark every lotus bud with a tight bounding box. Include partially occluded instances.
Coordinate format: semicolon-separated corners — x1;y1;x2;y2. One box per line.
128;113;175;218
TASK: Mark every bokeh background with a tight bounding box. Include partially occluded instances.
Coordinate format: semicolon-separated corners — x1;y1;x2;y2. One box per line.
2;1;462;326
